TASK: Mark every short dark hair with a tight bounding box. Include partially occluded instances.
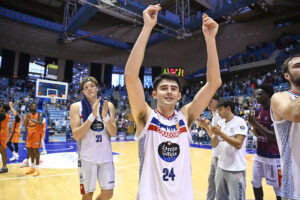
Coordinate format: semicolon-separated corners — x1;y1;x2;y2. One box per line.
257;85;274;97
281;54;300;73
217;100;235;113
16;109;21;114
153;73;181;91
80;76;98;90
1;104;10;112
212;94;220;101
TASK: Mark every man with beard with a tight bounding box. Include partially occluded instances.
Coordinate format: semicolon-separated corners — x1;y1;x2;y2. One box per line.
23;103;43;176
271;55;300;200
247;85;281;200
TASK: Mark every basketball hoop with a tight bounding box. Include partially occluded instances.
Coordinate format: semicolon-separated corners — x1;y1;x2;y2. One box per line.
50;95;56;104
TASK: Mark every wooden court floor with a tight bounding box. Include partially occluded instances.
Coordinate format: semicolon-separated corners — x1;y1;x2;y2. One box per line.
0;141;276;200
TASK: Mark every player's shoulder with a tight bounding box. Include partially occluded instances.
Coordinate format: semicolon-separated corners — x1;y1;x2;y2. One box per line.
233;116;247;125
271;91;291;102
70;101;81;109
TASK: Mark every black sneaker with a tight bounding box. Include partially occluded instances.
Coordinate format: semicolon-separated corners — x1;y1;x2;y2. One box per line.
0;168;8;173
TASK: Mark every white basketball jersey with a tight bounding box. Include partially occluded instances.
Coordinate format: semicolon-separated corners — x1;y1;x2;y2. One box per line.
77;102;113;164
136;109;194;200
271;91;300;200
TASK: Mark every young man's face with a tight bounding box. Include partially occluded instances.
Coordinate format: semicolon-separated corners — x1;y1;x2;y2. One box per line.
208;99;218;111
218;106;226;119
82;81;98;99
285;57;300;87
218;106;232;119
152;79;181;108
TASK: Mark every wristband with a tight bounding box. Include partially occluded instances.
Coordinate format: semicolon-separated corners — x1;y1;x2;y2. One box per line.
88;114;96;123
103;114;110;122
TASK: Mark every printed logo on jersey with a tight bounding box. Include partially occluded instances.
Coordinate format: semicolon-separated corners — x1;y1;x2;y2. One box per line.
158;141;180;162
90;121;104;132
240;126;245;130
148;117;187;138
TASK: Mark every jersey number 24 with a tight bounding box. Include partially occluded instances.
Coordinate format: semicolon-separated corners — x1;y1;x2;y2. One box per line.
163;168;175;181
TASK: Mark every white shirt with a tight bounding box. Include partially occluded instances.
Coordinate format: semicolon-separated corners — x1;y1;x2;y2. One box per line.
218;116;248;171
211;110;223;157
137;109;194;200
77;102;113;164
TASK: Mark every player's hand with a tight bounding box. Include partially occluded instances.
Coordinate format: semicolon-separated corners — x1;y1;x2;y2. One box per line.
92;98;101;117
143;4;161;28
211;124;221;135
198;118;210;128
202;13;218;39
246;113;257;127
101;100;109;119
9;102;14;108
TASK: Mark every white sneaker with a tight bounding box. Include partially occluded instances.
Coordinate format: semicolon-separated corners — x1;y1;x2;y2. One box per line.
40;150;47;155
9;155;16;161
15;154;19;160
20;160;29;168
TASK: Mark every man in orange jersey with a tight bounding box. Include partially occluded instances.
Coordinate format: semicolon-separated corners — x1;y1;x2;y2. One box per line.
7;102;22;161
23;103;43;176
0;103;11;173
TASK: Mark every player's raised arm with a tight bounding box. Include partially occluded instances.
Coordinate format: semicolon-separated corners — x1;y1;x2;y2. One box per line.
125;4;161;132
181;14;222;127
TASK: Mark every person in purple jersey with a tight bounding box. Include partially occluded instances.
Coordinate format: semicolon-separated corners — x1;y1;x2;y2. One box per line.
247;85;281;200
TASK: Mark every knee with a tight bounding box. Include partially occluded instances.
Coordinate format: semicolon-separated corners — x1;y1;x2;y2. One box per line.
82;192;93;200
100;190;113;200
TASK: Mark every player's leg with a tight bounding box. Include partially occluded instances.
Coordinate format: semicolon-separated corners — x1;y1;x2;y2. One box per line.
215;166;229;200
206;157;218;200
25;148;35;174
79;159;97;200
0;140;8;173
227;170;246;200
96;162;115;200
13;142;19;160
251;159;264;200
7;141;16;161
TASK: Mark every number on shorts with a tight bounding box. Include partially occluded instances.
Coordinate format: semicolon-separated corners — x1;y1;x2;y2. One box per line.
96;135;102;143
162;168;175;181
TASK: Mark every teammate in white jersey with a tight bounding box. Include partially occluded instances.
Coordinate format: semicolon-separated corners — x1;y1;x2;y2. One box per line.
271;55;300;200
212;100;248;200
70;76;117;200
125;4;221;200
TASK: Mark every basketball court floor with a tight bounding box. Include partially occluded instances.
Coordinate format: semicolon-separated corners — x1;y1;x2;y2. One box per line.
0;140;276;200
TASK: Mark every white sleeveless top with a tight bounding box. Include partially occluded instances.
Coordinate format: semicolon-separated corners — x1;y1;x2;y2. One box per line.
136;109;194;200
271;91;300;199
77;102;113;164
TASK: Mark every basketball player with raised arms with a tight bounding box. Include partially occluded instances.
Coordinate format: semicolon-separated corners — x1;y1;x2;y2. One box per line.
69;76;117;200
271;55;300;200
124;4;222;200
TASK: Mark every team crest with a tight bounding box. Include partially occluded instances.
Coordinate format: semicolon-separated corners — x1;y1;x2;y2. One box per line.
158;141;180;162
91;121;104;132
